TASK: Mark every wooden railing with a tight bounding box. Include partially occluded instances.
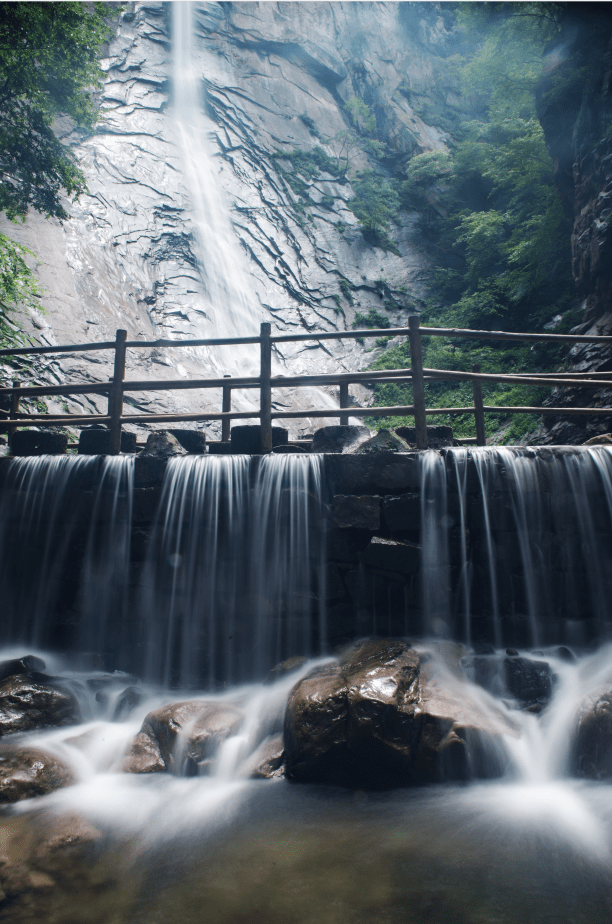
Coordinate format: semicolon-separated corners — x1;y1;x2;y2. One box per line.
1;317;612;452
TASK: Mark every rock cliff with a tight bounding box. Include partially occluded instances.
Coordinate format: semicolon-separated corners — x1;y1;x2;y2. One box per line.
1;1;458;438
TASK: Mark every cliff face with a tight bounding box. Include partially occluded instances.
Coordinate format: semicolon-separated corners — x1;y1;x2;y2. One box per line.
1;1;458;437
535;7;612;443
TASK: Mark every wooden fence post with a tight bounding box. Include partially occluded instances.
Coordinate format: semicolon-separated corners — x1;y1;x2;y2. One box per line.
472;363;486;446
222;375;232;442
408;315;428;450
8;380;20;446
108;329;127;455
339;382;349;426
260;322;272;453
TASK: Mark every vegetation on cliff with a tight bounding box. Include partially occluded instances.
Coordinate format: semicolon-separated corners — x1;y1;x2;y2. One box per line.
0;2;110;354
363;4;580;442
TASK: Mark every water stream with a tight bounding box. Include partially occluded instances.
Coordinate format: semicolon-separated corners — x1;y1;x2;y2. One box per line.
1;446;612;922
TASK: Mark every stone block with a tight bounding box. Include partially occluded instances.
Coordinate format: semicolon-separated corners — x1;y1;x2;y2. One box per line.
11;429;67;456
168;429;206;453
383;493;420;531
324;453;419;495
78;428;137;455
362;536;420;574
326;528;372;563
230;425;287;453
332;494;380;529
396;424;455;448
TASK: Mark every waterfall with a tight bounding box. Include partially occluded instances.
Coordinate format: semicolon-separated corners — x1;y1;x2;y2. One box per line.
137;454;326;687
0;455;134;657
171;0;261;381
420;446;612;648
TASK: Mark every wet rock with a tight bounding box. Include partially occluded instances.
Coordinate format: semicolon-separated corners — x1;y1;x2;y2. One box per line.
505;648;519;657
112;686;144;721
122;730;165;774
168;429;207;453
0;674;81;736
32;813;102;871
272;444;307;453
362;536;419;574
10;429;67;456
264;657;309;685
240;734;285;779
310;426;371;454
332;494;380;529
284;638;516;788
382;493;420;531
571;687;612;779
0;655;46;683
0;748;75;803
140;431;187;459
554;646;576;663
504;657;553;703
354;429;410;453
583;434;612;445
124;700;243;774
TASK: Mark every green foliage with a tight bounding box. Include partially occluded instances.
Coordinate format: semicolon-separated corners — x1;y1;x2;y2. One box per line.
366;4;573;444
0;2;111;221
348;170;401;253
325;97;386;176
353;309;391;330
339;278;354;305
0;234;41;352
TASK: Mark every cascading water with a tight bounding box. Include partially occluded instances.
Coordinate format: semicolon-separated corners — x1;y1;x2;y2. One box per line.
137;453;326;687
2;446;612;923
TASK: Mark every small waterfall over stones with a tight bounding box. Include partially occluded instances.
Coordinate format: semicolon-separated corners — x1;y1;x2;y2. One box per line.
137;454;326;688
420;446;612;647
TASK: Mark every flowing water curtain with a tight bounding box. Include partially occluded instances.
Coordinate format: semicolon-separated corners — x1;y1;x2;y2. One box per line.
137;454;327;688
419;450;452;638
137;455;251;688
77;456;135;669
0;456;100;647
248;454;326;679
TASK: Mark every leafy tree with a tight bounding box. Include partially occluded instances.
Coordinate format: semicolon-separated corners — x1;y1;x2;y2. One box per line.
365;4;576;443
0;2;111;221
0;2;111;368
325;96;385;176
347;170;400;252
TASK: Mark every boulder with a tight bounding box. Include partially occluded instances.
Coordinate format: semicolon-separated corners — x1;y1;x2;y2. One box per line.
264;656;309;685
571;687;612;779
583;434;612;445
353;429;410;453
123;700;243;775
310;426;371;454
112;686;144;721
240;734;285;779
0;655;46;683
0;674;81;736
332;494;380;529
0;747;75;803
139;431;187;459
284;638;516;788
464;654;554;707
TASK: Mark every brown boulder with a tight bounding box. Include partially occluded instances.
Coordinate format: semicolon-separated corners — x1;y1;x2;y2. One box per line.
571;687;612;779
284;638;516;788
0;748;75;803
123;700;243;775
240;734;285;779
0;674;81;737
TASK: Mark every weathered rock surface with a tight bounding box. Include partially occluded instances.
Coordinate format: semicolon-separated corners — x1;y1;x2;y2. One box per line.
139;430;187;459
395;425;455;449
0;3;459;438
0;656;46;684
264;656;309;686
362;537;420;575
382;493;421;531
310;426;371;454
332;494;380;530
0;748;75;803
571;686;612;780
123;699;243;774
0;675;81;737
240;734;285;780
284;638;516;788
355;430;411;454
